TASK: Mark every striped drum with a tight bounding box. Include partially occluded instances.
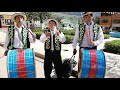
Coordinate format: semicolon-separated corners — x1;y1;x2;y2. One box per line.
78;48;106;78
7;49;36;78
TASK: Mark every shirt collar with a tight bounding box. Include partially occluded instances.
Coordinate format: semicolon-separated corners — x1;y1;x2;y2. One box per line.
14;23;24;29
50;28;56;34
84;21;94;26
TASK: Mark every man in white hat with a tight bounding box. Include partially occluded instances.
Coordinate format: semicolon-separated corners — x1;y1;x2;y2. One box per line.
72;12;104;75
40;19;66;78
4;12;36;55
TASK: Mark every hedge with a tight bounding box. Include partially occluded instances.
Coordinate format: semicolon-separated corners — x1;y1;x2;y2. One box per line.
61;30;75;35
34;31;43;39
60;30;75;44
104;34;110;39
34;27;43;32
104;40;120;55
64;35;74;44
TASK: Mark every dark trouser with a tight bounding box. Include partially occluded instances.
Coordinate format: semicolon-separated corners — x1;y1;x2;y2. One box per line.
44;50;63;78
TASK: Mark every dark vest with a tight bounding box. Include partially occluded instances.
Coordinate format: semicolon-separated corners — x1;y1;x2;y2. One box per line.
44;30;61;52
7;24;30;50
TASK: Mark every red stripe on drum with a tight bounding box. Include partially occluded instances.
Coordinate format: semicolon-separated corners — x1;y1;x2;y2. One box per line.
89;50;98;78
17;49;27;78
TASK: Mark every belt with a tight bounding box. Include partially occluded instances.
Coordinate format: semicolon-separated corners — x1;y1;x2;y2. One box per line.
13;47;23;49
80;46;97;49
51;50;54;52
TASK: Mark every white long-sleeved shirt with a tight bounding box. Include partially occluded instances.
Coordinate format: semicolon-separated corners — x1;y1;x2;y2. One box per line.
40;29;66;51
4;24;36;50
72;21;104;50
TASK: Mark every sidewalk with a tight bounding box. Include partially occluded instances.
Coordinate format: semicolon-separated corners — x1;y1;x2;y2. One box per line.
104;52;120;78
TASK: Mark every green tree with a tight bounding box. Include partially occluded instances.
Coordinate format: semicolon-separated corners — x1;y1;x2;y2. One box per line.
24;12;38;21
24;12;51;28
37;12;51;28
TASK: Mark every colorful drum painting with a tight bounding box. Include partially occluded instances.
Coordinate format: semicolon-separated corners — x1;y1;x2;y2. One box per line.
78;48;106;78
7;49;36;78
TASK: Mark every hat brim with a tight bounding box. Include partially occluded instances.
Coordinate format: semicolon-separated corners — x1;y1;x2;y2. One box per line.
47;19;59;27
82;12;93;17
12;13;27;21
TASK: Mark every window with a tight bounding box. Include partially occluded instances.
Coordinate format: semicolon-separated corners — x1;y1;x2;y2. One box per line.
4;19;12;25
5;19;7;24
113;20;120;23
102;20;108;23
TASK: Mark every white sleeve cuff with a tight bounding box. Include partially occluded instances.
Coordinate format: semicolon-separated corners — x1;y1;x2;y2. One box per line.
40;33;47;43
94;41;98;46
29;33;36;43
58;32;66;43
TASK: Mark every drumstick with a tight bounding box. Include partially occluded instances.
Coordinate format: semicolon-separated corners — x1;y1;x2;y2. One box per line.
20;18;36;39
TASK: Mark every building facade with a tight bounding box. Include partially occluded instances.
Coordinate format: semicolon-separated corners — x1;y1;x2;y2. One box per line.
0;12;18;29
100;12;120;32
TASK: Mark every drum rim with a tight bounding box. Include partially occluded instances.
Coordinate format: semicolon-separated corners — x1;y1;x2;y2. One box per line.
32;48;37;78
7;50;11;78
80;49;91;78
101;51;106;78
78;48;83;78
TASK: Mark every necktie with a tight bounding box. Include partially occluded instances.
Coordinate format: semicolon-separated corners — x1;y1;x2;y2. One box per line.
51;31;54;51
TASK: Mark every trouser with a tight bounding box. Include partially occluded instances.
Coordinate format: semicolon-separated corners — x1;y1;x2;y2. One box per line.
78;46;97;77
44;50;63;78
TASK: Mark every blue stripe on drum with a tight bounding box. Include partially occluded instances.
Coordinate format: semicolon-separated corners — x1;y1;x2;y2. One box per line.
81;49;91;78
96;50;106;78
25;49;35;78
8;50;18;78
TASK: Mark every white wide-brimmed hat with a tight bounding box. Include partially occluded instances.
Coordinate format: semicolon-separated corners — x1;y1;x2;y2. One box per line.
81;12;93;17
47;19;59;27
12;12;27;21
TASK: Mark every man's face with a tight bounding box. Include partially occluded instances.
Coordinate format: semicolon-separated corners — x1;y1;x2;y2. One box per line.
15;15;24;23
48;21;57;30
83;14;92;24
